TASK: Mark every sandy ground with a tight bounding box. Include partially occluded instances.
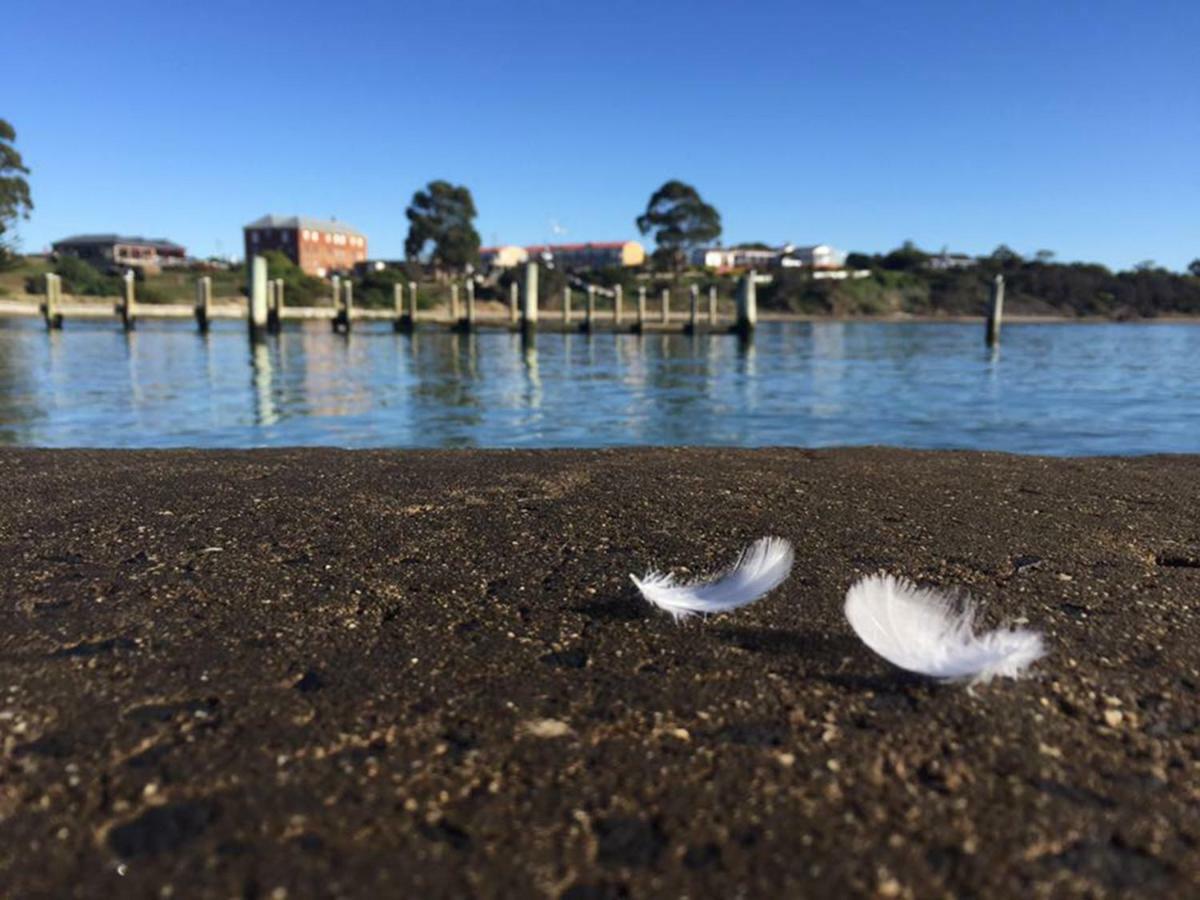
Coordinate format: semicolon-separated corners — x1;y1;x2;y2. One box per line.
0;448;1197;898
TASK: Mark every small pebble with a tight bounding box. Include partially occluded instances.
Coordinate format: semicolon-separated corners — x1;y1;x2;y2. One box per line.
524;719;571;739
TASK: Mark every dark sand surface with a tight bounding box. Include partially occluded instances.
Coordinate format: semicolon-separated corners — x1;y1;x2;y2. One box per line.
1;448;1197;898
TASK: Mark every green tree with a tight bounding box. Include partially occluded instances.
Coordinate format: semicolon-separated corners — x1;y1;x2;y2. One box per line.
1034;249;1056;263
880;240;928;272
262;249;328;304
1188;259;1200;277
404;180;480;273
26;255;121;296
636;180;721;274
0;119;34;266
989;244;1022;264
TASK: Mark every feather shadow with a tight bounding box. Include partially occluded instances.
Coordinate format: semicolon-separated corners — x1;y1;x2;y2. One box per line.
715;626;859;663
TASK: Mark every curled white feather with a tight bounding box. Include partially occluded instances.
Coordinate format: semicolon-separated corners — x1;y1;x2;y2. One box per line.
631;537;794;621
844;573;1045;684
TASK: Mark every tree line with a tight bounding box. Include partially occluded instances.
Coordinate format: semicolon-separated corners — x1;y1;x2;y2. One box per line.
764;241;1200;318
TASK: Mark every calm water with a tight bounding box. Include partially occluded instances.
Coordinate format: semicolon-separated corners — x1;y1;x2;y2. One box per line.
0;318;1197;454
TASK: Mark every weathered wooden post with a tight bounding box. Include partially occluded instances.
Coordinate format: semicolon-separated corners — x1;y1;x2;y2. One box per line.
637;286;647;330
986;274;1005;346
462;279;476;331
688;283;700;332
450;283;460;324
708;285;718;325
43;273;63;329
509;280;519;324
266;279;282;333
735;269;757;335
585;285;595;332
120;269;137;330
341;280;354;333
661;287;670;325
330;276;343;332
408;281;418;325
563;286;572;324
393;282;413;333
614;284;623;326
332;276;352;333
195;275;211;332
521;262;539;332
248;256;268;337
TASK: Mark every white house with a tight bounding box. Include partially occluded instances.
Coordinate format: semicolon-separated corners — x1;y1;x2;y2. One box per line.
692;243;848;271
778;244;848;270
928;252;977;271
690;247;736;268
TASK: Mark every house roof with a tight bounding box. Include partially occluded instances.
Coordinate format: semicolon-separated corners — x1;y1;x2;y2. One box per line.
244;215;365;237
53;234;185;252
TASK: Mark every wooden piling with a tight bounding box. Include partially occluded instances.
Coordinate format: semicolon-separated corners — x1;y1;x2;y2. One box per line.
120;269;137;331
637;286;646;330
509;281;519;324
195;276;211;332
661;288;670;325
463;279;476;330
708;285;718;325
450;283;460;323
986;274;1005;346
614;285;623;326
408;281;418;323
266;279;282;333
342;280;354;333
563;286;571;324
521;262;539;330
43;273;63;329
248;256;268;336
585;285;595;331
393;282;412;332
735;269;757;334
688;284;700;331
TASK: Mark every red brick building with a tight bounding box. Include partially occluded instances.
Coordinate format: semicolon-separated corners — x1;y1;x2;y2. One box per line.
243;215;367;276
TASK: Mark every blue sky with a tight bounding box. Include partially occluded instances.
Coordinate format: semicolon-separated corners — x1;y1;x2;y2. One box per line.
3;0;1197;270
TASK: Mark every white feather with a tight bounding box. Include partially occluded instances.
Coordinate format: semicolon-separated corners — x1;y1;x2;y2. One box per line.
844;573;1045;684
631;537;794;621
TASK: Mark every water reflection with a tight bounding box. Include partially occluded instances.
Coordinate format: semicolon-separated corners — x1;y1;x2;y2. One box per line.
251;341;278;426
0;318;1197;454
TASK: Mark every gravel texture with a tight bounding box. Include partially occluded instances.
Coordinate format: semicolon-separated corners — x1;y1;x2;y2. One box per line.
0;448;1197;898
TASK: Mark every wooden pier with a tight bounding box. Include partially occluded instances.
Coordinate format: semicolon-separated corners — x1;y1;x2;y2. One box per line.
0;259;763;337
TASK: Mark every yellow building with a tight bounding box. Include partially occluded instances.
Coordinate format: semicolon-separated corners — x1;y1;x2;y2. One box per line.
481;241;645;270
478;245;530;268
